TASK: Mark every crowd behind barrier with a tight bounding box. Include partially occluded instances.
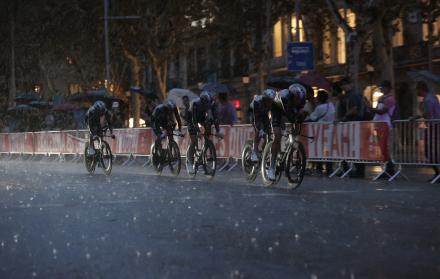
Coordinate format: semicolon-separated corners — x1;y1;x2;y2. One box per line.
0;121;439;183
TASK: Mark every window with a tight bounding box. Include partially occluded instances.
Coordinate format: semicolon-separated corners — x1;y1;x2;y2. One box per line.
291;15;305;42
423;16;440;45
392;18;404;47
322;26;332;64
273;19;283;57
337;27;346;64
336;9;356;64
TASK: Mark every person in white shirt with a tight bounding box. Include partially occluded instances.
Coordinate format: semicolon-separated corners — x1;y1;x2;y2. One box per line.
306;89;335;176
306;89;335;122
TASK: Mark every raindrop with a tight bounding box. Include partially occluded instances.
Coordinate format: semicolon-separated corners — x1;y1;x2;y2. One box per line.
86;253;91;260
219;204;224;208
13;234;19;243
32;272;37;277
66;242;70;247
136;250;141;257
311;274;318;279
234;222;239;228
274;241;279;247
52;248;57;255
268;247;273;253
1;241;4;247
29;197;34;201
146;252;152;258
133;216;137;222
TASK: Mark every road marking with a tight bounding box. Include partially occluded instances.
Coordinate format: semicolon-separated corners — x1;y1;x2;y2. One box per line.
242;193;293;197
375;188;423;192
98;199;140;205
309;190;358;194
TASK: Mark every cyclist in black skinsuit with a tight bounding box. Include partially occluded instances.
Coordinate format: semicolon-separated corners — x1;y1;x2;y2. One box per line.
267;83;307;181
151;100;183;146
187;91;223;173
248;89;276;162
85;101;113;155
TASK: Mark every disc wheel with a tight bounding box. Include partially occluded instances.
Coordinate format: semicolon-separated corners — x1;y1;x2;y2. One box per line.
203;140;217;178
84;142;96;174
101;141;113;176
168;140;181;176
186;144;197;178
150;143;162;175
261;141;282;186
285;142;306;190
241;141;258;182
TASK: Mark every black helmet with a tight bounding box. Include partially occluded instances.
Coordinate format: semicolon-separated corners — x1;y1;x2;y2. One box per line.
200;91;212;105
166;100;177;110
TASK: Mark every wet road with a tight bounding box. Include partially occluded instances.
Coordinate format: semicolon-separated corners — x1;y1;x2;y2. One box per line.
0;160;439;279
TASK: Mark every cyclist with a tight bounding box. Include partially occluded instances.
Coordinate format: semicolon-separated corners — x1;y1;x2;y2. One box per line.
187;91;222;173
85;100;114;156
267;83;307;181
248;89;276;162
151;100;183;146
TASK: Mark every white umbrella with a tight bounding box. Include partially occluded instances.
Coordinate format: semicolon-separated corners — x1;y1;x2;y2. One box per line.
167;88;198;108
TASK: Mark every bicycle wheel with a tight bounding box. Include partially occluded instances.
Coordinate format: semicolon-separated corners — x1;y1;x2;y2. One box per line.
260;141;281;186
150;143;162;175
101;141;113;176
285;142;306;189
186;144;197;178
84;142;96;174
241;141;258;182
168;140;181;176
203;139;217;177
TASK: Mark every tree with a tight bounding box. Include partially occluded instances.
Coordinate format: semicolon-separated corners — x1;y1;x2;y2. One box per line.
420;0;440;71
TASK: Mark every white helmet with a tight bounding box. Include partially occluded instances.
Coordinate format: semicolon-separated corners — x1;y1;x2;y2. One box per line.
288;83;307;101
262;89;276;100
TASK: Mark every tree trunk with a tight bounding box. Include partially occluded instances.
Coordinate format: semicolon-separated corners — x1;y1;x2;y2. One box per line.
124;50;142;128
373;19;395;85
345;34;362;93
9;4;16;108
153;62;168;100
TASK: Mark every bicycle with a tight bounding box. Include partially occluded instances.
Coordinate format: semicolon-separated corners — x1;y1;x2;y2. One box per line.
150;131;184;176
84;127;114;176
241;133;270;182
186;132;223;179
261;122;308;189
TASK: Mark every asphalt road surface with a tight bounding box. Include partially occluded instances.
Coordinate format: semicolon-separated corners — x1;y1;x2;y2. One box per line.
0;159;439;279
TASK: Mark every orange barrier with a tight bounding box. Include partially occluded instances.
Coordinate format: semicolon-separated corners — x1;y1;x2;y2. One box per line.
0;122;390;163
302;121;389;162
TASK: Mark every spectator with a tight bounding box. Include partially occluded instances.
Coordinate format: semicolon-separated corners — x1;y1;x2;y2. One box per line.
303;88;316;117
111;102;124;128
338;77;363;122
306;89;335;122
416;81;440;182
337;77;365;177
216;92;237;125
306;89;335;175
43;113;55;131
180;95;191;126
372;80;396;177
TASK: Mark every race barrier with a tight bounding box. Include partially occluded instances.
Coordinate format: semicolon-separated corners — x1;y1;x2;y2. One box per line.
301;121;391;179
391;119;440;184
0;120;438;182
